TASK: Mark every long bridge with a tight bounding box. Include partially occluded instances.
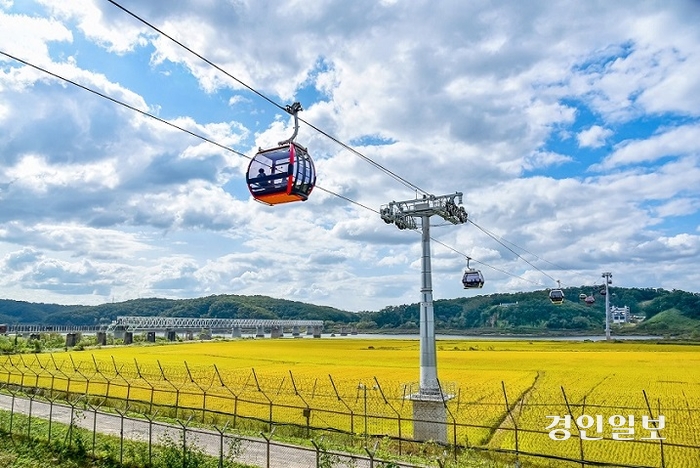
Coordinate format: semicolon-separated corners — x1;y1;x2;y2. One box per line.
0;317;364;344
108;316;324;339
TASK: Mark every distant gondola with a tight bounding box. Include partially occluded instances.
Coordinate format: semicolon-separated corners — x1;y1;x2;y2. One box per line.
462;257;484;289
549;289;564;304
549;280;564;304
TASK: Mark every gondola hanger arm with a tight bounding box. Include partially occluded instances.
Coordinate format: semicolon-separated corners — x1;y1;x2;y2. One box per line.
279;101;303;145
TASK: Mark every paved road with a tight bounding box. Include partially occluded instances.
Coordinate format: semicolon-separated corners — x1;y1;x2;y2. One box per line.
0;393;390;467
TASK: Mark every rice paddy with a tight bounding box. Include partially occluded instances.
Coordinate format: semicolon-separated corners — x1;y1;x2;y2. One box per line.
1;337;699;467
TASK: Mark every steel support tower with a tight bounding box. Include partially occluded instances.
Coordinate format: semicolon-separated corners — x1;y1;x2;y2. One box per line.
602;272;613;341
380;193;467;442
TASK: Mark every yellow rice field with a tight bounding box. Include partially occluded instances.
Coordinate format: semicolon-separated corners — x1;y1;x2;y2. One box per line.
1;338;699;467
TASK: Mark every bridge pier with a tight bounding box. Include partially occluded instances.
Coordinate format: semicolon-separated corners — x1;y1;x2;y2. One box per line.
123;332;133;345
96;331;107;346
292;325;300;338
340;326;347;336
271;326;283;338
256;326;265;338
147;331;156;343
167;330;177;341
65;332;78;348
313;325;322;338
232;326;242;338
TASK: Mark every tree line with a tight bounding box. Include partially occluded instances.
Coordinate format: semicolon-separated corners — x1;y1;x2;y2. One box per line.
0;288;698;334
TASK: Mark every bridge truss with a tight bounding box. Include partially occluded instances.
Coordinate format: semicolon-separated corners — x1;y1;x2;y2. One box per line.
107;316;324;332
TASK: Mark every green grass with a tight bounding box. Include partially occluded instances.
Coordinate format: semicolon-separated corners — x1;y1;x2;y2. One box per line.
0;434;121;468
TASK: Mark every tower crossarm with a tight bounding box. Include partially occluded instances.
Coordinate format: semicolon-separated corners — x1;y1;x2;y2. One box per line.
380;192;467;227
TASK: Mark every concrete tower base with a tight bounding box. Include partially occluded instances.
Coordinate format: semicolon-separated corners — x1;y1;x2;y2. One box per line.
408;391;453;444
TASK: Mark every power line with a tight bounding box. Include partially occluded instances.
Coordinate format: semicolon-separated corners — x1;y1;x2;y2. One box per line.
102;0;571;287
1;49;530;286
430;237;544;286
468;219;560;285
104;0;429;197
0;51;250;162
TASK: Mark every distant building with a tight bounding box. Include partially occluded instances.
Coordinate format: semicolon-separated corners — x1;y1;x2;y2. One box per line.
611;306;631;324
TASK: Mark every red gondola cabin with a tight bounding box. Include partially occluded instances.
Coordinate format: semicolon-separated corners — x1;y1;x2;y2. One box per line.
246;142;316;205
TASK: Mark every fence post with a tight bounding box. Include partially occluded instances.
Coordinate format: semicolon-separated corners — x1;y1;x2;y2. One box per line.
184;360;210;423
67;397;77;447
213;421;230;468
561;386;585;468
143;410;159;467
364;440;380;468
252;368;274;432
111;356;132;407
214;364;239;430
27;392;34;439
69;354;91;398
50;354;72;401
436;379;458;462
374;376;403;455
158;360;180;419
47;396;56;443
8;388;16;437
89;400;103;458
115;407;128;465
135;358;156;414
329;374;354;434
177;416;193;468
643;390;666;468
19;354;40;392
260;427;276;468
501;381;519;457
289;370;312;437
311;438;322;468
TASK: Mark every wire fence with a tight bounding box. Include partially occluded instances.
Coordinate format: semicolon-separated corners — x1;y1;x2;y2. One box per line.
0;391;428;467
0;354;699;468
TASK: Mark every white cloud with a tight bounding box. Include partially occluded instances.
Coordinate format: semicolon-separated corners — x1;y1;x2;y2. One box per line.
594;124;700;170
0;0;699;310
577;125;613;148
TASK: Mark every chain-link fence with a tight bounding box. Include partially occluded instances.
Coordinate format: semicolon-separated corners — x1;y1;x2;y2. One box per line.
1;354;698;467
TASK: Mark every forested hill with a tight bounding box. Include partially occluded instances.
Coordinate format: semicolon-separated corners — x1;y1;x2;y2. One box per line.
360;287;700;334
0;288;698;334
0;295;355;327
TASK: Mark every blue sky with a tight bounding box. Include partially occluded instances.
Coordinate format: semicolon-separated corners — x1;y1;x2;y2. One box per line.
0;0;699;312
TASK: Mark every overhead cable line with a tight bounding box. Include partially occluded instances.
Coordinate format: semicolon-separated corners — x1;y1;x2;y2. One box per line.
104;0;429;197
0;51;248;161
467;219;560;285
103;0;575;287
0;50;369;214
469;220;568;271
103;0;575;289
0;49;540;285
430;237;544;286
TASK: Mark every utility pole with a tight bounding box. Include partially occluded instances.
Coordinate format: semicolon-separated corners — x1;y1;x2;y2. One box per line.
380;192;467;442
602;272;613;341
